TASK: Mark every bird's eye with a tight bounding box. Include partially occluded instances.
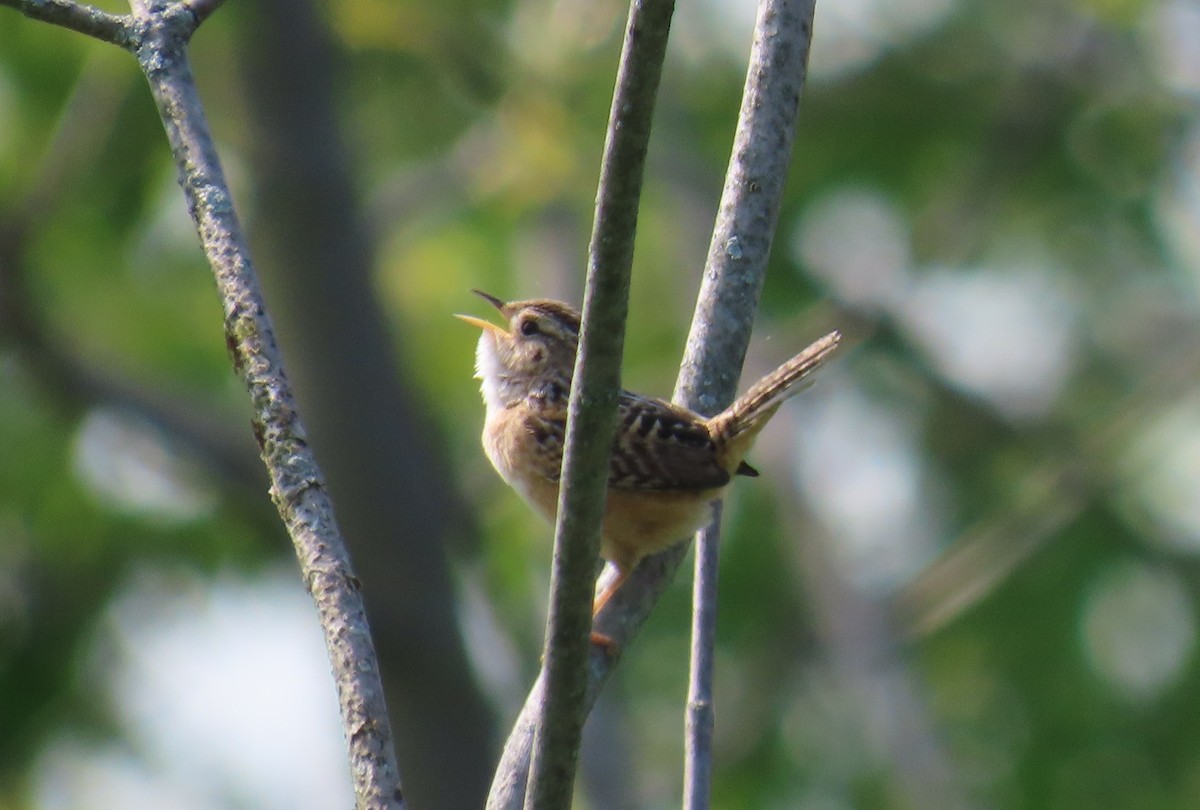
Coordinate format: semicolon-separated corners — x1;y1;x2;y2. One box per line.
520;318;539;336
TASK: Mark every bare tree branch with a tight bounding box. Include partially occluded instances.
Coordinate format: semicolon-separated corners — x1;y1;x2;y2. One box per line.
674;0;817;406
522;0;676;807
683;507;721;810
675;2;816;804
230;0;496;805
129;10;404;807
0;2;406;806
0;0;135;46
491;0;818;806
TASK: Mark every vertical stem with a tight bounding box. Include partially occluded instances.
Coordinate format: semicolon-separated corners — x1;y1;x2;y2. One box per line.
522;0;676;807
675;0;817;410
678;1;817;807
683;506;722;810
490;0;817;805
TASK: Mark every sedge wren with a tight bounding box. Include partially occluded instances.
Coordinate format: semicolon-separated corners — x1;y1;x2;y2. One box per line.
458;290;840;617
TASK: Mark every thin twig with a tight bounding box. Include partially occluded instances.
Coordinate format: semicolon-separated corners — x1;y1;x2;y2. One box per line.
0;0;135;46
490;0;818;805
521;0;677;808
0;2;406;806
677;1;817;805
682;507;721;810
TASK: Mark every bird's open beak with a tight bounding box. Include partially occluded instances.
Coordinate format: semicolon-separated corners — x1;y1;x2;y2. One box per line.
455;290;510;336
471;289;506;312
454;313;508;337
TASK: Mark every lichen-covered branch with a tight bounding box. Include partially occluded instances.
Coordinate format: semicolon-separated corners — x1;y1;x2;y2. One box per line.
130;11;404;809
232;0;496;804
0;2;405;807
0;0;135;46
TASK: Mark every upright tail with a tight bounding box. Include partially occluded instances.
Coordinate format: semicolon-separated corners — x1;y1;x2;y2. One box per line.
710;330;841;442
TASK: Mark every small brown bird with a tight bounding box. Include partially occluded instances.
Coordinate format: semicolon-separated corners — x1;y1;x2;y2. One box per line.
457;290;839;617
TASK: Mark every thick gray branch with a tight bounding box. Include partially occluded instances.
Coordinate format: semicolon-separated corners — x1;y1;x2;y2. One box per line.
490;0;817;806
677;1;816;805
521;0;676;808
232;0;496;804
675;0;817;410
0;2;406;806
131;18;404;810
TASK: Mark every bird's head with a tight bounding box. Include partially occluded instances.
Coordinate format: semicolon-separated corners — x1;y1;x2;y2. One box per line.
456;290;581;409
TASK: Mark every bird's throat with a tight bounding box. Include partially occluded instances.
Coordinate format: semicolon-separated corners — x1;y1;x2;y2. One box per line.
475;332;535;414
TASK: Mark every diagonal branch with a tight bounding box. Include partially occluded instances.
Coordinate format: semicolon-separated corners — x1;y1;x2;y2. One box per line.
129;11;404;809
232;0;497;803
675;1;817;806
674;0;817;407
490;0;818;806
1;2;406;806
521;0;676;807
0;0;135;46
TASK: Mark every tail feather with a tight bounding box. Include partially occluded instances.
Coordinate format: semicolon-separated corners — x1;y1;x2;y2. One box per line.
711;330;840;441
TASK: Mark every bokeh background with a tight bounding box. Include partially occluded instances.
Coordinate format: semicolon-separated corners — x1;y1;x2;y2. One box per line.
2;0;1199;807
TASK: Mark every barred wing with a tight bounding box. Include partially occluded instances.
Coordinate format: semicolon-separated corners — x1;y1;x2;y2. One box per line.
608;393;730;491
520;392;732;491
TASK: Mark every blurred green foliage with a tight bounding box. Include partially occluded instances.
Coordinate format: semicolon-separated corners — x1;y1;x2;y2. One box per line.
3;0;1200;807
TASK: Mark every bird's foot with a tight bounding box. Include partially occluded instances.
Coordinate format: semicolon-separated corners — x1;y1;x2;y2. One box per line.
590;630;620;658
